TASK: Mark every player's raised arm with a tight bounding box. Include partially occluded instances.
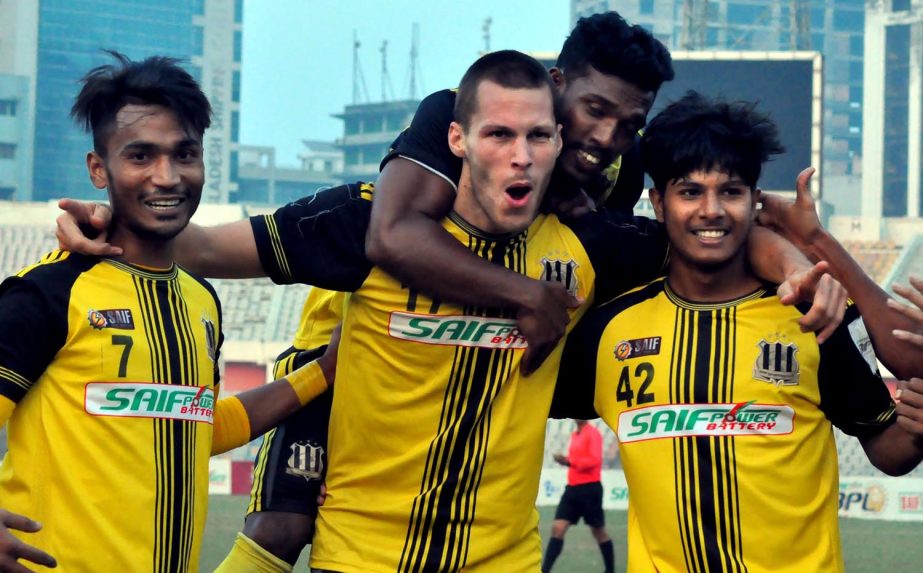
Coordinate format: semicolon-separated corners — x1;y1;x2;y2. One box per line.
760;167;922;379
57;200;263;278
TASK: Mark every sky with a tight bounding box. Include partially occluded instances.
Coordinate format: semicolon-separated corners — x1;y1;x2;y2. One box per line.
239;0;570;165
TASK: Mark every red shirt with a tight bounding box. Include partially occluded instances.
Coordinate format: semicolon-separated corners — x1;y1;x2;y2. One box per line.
567;423;602;486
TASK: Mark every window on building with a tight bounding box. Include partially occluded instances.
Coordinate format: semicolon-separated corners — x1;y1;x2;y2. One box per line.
230;150;239;182
0;187;13;200
387;114;406;131
232;70;241;103
727;3;766;24
231;111;240;143
811;33;825;50
849;61;863;80
893;0;911;12
345;148;359;166
0;100;17;116
833;10;863;33
345;118;360;135
235;0;244;23
850;35;864;57
192;0;204;15
810;8;825;27
640;0;654;15
190;65;203;85
362;116;383;134
234;31;243;63
0;143;15;159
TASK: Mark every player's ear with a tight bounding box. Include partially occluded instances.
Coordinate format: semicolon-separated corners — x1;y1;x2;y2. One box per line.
752;187;762;220
549;67;566;90
448;121;466;158
649;187;665;223
87;151;108;190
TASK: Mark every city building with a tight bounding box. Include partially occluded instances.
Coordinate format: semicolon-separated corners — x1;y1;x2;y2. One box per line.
0;0;242;202
334;99;418;183
236;140;343;205
859;0;922;240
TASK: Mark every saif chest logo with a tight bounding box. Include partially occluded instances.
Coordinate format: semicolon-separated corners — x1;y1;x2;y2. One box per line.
85;383;214;423
618;401;794;443
539;258;579;297
388;312;527;349
753;336;800;386
614;337;662;361
87;308;135;330
286;441;325;481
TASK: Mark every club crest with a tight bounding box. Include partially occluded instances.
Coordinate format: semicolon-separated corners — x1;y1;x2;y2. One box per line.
753;337;800;386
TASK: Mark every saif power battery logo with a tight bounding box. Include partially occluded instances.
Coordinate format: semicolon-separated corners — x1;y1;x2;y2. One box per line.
85;383;215;423
388;312;527;349
618;402;794;443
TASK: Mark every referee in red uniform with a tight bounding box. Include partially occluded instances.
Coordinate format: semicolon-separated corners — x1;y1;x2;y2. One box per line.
544;420;615;573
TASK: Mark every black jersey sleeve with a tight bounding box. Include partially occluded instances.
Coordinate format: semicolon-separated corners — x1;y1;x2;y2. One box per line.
601;145;645;215
549;307;607;420
379;89;462;189
565;209;669;305
0;275;69;403
816;304;896;437
250;182;374;291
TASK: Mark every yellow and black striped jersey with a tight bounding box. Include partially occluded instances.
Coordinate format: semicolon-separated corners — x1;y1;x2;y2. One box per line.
553;278;895;573
0;251;222;572
250;182;668;572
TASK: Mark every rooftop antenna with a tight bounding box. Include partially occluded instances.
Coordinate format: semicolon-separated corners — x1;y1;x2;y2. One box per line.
380;40;395;101
482;17;492;53
407;22;424;99
352;30;369;104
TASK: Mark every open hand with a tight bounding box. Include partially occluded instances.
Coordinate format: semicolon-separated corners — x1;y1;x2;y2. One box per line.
0;509;56;572
889;276;923;349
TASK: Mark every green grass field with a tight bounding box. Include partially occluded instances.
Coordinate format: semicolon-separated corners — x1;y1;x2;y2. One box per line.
202;495;923;572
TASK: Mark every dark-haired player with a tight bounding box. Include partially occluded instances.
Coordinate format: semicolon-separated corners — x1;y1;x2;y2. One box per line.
553;91;923;572
0;53;337;571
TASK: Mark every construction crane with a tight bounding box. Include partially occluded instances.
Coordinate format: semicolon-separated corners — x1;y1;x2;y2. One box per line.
352;30;369;104
406;23;424;99
380;40;395;102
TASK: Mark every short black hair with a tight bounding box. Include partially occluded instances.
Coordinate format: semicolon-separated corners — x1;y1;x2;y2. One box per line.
556;11;674;93
454;50;557;130
641;90;785;191
71;51;212;156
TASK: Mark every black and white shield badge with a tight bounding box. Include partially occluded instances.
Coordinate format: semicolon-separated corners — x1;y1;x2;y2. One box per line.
753;339;800;386
539;258;579;297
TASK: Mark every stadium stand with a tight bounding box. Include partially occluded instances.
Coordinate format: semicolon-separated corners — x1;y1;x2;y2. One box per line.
883;235;923;294
843;240;903;283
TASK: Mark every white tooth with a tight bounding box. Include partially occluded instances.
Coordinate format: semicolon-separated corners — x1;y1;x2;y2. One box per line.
580;151;599;165
697;230;725;238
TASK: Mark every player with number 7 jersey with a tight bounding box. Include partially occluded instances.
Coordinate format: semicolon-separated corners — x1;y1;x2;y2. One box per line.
0;251;223;571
